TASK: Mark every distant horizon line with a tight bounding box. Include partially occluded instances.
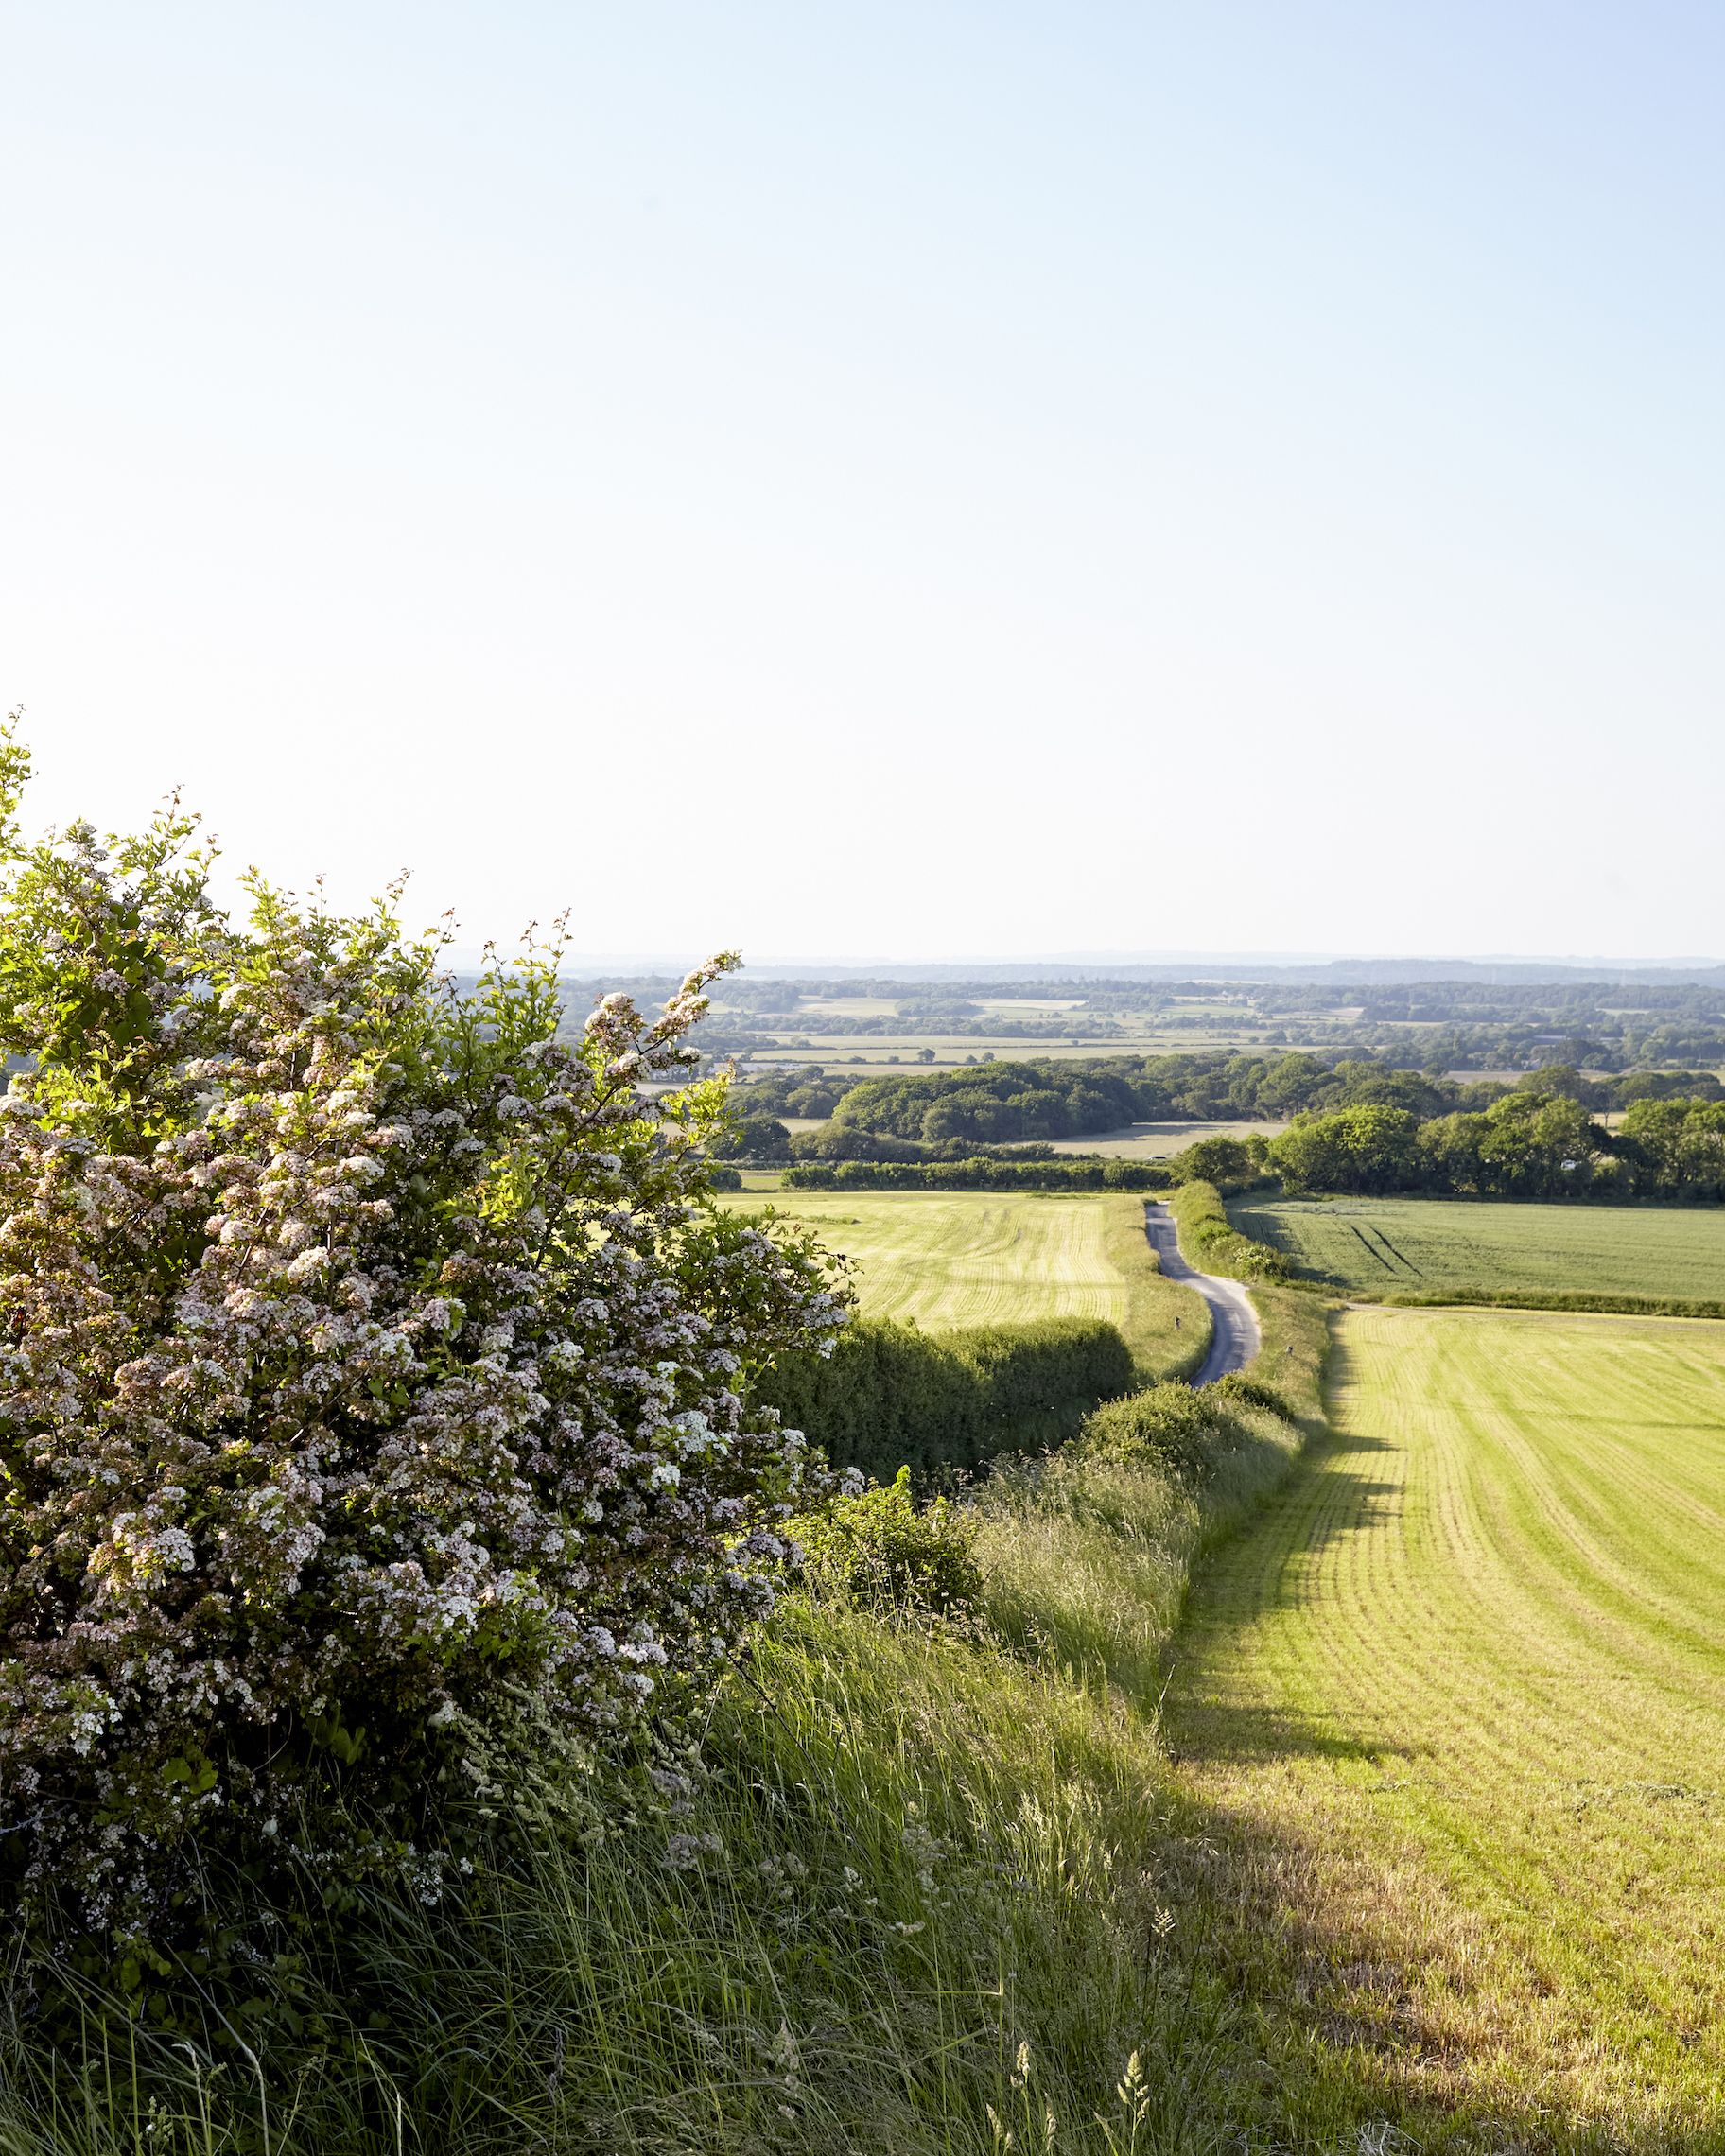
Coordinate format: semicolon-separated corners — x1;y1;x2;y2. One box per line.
440;947;1725;973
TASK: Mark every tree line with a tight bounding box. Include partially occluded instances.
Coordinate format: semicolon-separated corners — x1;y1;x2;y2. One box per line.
719;1053;1724;1165
1249;1092;1725;1202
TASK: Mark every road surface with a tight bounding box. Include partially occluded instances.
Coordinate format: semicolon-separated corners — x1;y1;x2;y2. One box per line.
1142;1200;1261;1384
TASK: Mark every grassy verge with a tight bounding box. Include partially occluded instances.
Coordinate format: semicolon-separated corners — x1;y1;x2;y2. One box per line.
1238;1282;1330;1432
973;1383;1302;1709
1;1284;1321;2155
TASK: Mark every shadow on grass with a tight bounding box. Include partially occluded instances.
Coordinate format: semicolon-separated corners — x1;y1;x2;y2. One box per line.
1164;1425;1403;1768
1150;1394;1724;2151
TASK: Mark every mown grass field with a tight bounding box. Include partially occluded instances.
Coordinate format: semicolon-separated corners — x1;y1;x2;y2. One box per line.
1166;1304;1725;2147
721;1188;1207;1374
1231;1193;1725;1302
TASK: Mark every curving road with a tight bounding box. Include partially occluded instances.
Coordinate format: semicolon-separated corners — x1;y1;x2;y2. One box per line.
1142;1200;1261;1385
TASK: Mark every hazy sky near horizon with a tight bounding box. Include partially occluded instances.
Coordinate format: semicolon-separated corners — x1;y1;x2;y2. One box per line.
4;3;1720;965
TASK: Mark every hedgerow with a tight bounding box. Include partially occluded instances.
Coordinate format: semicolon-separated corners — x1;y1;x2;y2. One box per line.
759;1316;1136;1483
1166;1179;1294;1282
0;721;845;1960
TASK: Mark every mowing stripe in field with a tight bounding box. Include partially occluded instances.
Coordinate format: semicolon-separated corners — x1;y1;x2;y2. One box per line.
719;1190;1210;1376
723;1191;1130;1330
1231;1195;1725;1301
1167;1305;1725;2144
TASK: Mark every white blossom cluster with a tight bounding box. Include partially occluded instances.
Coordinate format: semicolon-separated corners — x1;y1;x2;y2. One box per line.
0;729;845;1941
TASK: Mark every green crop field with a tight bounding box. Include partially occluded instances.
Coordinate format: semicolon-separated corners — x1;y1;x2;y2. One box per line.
720;1188;1205;1373
1168;1305;1725;2145
1230;1193;1725;1302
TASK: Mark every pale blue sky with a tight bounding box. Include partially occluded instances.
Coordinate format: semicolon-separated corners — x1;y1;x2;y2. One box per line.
4;4;1719;961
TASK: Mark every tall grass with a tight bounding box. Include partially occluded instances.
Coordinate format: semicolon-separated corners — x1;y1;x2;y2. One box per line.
0;1589;1243;2153
974;1391;1298;1704
0;1263;1316;2154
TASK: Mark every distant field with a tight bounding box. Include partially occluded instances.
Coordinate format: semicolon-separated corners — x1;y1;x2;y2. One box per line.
737;1040;1120;1070
1231;1194;1725;1301
1171;1305;1725;2136
729;1035;1346;1071
765;1116;1281;1158
1013;1118;1286;1160
718;1189;1205;1373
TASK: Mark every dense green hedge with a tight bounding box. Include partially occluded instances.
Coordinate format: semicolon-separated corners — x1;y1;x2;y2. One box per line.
1166;1180;1295;1281
1078;1372;1298;1485
781;1156;1171;1191
761;1316;1137;1483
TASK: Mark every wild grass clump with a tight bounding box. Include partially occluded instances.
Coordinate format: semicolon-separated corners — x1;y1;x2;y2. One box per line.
0;1581;1238;2156
788;1467;983;1613
975;1384;1300;1703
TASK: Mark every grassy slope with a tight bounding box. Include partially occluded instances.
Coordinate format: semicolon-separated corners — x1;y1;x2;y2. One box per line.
973;1390;1302;1711
1239;1281;1329;1431
727;1190;1210;1380
5;1597;1205;2156
1163;1304;1725;2149
2;1203;1288;2156
1233;1193;1725;1303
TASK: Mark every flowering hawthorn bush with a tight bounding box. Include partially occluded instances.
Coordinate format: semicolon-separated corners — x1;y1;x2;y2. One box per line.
0;722;845;1945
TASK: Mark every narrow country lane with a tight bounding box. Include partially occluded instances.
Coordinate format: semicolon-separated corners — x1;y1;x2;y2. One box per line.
1143;1199;1261;1383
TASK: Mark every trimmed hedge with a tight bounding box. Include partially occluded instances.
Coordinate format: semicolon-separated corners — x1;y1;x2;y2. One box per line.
781;1156;1172;1192
1167;1179;1294;1281
761;1316;1137;1483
